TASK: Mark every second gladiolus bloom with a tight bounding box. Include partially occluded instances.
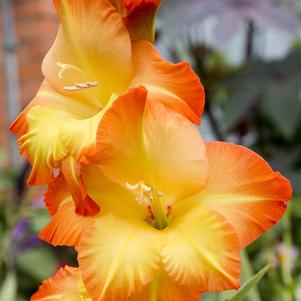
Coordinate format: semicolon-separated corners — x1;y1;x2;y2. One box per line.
37;87;291;301
10;0;292;300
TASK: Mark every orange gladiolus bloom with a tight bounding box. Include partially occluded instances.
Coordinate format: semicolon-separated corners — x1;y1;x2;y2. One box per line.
31;266;92;301
10;0;204;215
39;88;292;301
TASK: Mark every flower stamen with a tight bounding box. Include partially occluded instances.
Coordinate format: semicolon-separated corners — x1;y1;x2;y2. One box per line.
57;62;86;79
126;181;169;229
64;81;98;91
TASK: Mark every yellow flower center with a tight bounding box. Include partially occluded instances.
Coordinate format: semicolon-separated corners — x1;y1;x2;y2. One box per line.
126;181;170;230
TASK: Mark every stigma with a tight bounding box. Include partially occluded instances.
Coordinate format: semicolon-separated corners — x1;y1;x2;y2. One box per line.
57;62;85;79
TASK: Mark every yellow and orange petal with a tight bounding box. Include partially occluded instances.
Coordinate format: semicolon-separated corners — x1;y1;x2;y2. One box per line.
128;272;202;301
31;266;91;301
78;214;162;301
90;87;208;205
81;164;147;220
45;172;70;216
17;105;69;185
77;206;240;300
162;203;241;292
130;40;205;124
196;142;292;249
49;0;132;104
16;104;103;215
40;201;96;247
11;81;101;186
60;156;99;216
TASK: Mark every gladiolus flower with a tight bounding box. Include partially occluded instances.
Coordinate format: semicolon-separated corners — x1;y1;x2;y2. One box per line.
10;0;204;215
39;88;292;301
31;266;92;301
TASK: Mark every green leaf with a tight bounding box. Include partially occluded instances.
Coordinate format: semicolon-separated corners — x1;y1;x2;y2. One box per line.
16;247;57;281
263;80;301;138
239;251;261;301
225;264;270;301
0;149;5;167
222;83;260;131
30;211;50;233
0;271;17;301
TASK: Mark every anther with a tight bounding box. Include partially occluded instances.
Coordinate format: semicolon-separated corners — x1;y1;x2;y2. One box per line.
64;81;98;91
141;182;152;192
156;190;164;197
126;182;140;190
167;205;172;216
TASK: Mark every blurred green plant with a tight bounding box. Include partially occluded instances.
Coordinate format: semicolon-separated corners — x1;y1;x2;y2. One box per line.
158;1;301;300
0;151;77;300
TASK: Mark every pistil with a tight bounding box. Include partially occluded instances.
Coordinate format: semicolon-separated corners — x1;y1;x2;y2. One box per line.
150;189;169;230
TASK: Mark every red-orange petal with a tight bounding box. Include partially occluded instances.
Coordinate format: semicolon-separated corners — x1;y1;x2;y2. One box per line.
39;201;96;247
61;156;99;216
45;172;70;216
31;266;91;301
197;142;292;248
130;40;205;124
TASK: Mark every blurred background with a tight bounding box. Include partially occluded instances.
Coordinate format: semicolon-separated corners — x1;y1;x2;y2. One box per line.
0;0;301;300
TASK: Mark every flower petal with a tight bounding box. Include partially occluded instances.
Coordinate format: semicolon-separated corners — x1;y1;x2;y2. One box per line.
200;142;292;248
119;0;162;42
31;266;90;301
17;105;69;185
10;80;99;137
78;214;161;301
130;40;205;124
12;81;100;186
39;201;96;247
47;0;132;104
90;87;208;205
161;203;241;292
82;164;147;220
128;272;202;301
45;172;70;216
61;156;99;216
